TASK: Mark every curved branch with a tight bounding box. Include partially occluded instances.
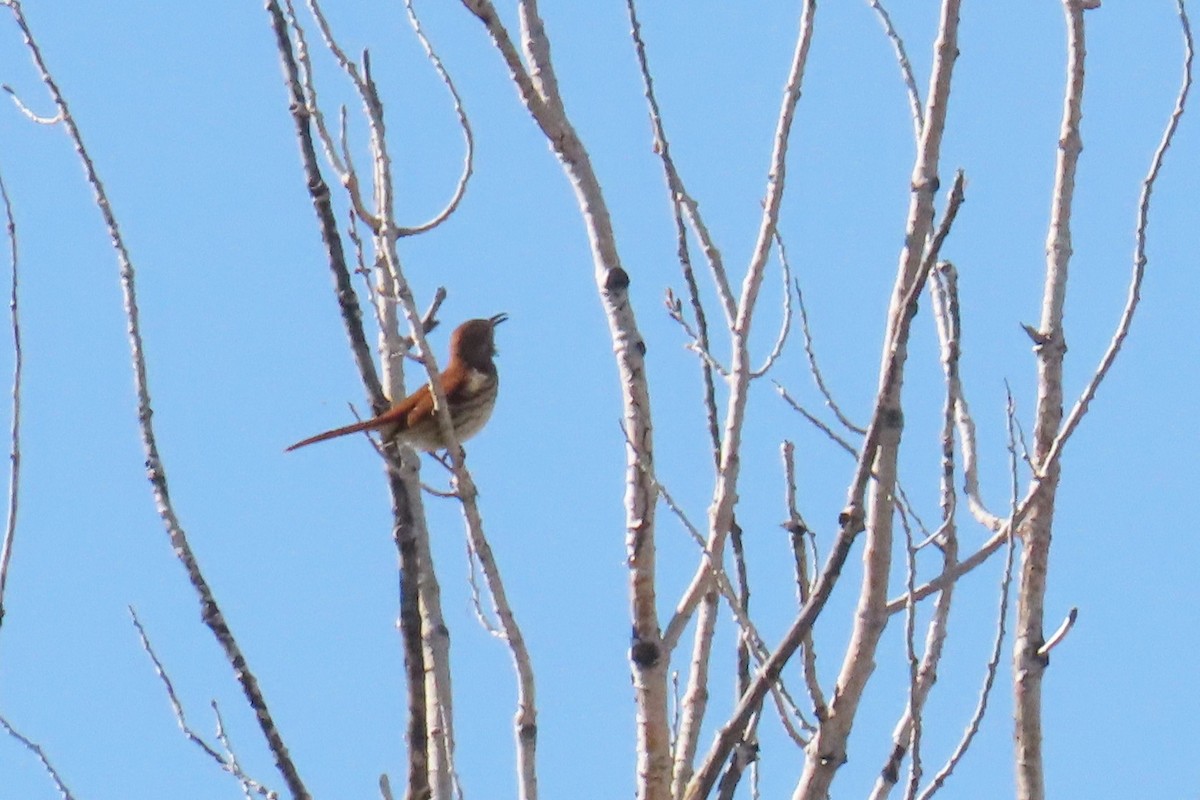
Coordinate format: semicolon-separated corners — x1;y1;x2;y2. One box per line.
748;229;795;379
395;0;475;237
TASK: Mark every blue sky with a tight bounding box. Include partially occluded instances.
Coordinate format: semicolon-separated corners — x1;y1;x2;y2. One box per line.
0;2;1196;799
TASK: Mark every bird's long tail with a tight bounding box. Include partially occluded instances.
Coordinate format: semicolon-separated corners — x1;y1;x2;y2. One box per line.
286;407;400;452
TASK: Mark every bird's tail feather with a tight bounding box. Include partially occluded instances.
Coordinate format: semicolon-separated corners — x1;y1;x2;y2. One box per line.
285;412;396;452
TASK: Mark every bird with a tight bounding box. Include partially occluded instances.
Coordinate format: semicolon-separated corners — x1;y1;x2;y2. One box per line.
286;313;507;453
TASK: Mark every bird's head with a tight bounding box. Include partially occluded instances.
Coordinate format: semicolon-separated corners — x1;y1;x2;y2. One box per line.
450;313;507;369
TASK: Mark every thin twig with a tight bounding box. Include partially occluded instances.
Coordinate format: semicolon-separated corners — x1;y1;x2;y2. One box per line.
680;194;737;329
921;169;967;274
669;670;681;754
627;0;735;335
731;523;752;701
284;0;348;177
130;608;223;763
916;389;1021;800
0;712;76;799
782;442;827;720
130;609;277;796
897;503;924;800
448;468;539;800
0;84;60;124
748;227;796;378
868;0;924;139
793;277;865;434
212;703;266;800
0;162;21;633
775;383;860;456
682;339;731;378
464;536;502;635
894;482;935;545
347;203;383;332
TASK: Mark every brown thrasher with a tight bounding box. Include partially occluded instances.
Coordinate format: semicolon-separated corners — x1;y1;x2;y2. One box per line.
286;314;507;453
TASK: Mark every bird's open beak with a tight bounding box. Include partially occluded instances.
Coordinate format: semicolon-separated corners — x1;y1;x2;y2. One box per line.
488;313;508;355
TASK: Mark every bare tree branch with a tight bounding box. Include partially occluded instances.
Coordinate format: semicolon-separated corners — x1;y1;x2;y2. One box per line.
270;0;385;409
791;2;961;795
1040;0;1193;473
930;262;1003;531
670;4;819;728
793;277;865;435
456;481;540;800
897;505;924;800
0;83;60;124
1013;3;1095;795
868;0;924;140
4;3;313;796
130;608;276;798
1035;607;1078;659
782;442;827;721
462;2;656;795
285;0;381;230
0;712;76;800
916;390;1020;800
627;0;733;351
871;258;966;798
395;0;475;237
0;162;20;634
749;229;796;379
212;703;270;800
